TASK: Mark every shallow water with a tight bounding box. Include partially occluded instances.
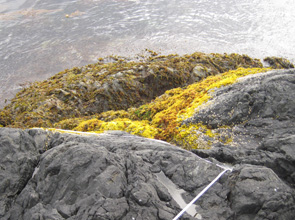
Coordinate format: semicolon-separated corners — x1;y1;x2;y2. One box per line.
1;0;295;107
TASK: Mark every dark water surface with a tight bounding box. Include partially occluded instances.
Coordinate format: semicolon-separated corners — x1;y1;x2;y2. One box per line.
1;0;295;107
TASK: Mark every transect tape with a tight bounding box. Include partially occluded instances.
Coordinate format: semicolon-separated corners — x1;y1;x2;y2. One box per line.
173;167;232;220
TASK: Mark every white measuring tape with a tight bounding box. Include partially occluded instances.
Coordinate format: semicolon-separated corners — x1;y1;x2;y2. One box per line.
173;167;232;220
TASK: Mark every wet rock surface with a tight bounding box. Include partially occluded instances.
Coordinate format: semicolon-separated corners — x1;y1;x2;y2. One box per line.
0;127;294;220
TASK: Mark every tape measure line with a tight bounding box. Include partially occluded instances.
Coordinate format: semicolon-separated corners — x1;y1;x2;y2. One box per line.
173;168;232;220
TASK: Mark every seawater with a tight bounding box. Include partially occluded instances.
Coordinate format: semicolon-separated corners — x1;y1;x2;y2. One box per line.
0;0;295;107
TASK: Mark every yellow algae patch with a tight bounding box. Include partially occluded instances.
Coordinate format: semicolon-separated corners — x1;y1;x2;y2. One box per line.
68;67;271;148
173;124;234;150
55;110;132;130
176;67;271;121
99;110;131;122
173;123;215;150
133;67;270;142
74;118;160;139
54;117;92;130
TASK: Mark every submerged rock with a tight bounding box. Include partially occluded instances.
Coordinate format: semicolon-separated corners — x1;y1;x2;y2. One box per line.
0;128;294;219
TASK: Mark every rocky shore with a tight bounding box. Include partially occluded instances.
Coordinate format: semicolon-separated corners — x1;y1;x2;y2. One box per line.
0;124;294;219
0;52;295;219
0;52;293;129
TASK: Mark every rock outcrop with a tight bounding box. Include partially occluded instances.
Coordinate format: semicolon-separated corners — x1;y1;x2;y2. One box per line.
0;52;280;128
187;69;295;188
0;54;295;219
0;127;294;220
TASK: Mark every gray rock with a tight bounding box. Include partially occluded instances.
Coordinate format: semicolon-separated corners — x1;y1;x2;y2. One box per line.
188;69;295;187
1;128;294;219
195;164;295;220
1;129;215;220
186;69;295;127
185;69;295;219
227;165;295;219
0;128;48;218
